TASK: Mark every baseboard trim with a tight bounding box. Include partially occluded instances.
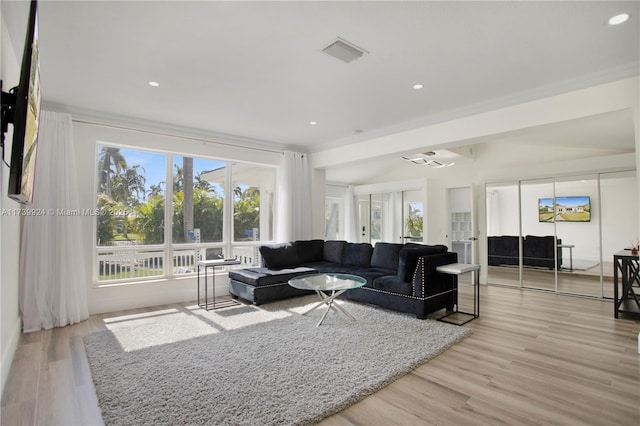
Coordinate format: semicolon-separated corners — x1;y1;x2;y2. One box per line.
1;314;21;395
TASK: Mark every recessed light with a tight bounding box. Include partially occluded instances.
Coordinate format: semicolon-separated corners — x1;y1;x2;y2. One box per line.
309;121;317;125
413;84;424;90
148;81;160;87
608;13;630;25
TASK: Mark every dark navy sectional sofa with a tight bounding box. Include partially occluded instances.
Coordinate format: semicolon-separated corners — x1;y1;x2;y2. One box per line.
228;240;458;319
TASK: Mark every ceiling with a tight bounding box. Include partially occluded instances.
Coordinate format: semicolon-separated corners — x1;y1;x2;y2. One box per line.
4;1;639;155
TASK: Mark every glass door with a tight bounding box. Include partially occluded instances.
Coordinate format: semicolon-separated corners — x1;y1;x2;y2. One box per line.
485;181;521;287
555;175;600;297
355;188;425;245
521;178;557;291
402;190;423;243
370;194;383;245
357;194;370;243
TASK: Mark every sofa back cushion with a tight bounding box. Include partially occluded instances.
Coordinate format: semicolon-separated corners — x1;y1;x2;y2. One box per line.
323;240;346;264
397;244;448;282
524;235;553;257
342;243;373;267
259;242;299;269
296;239;325;264
370;242;403;271
488;235;519;255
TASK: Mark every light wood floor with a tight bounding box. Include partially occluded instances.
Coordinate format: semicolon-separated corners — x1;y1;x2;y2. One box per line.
2;285;639;426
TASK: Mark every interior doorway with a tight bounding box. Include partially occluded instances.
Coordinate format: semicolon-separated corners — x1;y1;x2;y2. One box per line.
356;189;425;245
448;187;474;264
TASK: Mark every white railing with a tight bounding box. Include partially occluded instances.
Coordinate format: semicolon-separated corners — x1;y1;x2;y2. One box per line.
97;243;263;282
97;246;164;281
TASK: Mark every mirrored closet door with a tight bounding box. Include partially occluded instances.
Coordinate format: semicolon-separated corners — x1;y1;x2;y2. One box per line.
485;170;638;299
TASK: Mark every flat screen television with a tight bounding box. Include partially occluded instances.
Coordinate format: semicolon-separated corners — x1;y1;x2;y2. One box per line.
539;196;591;222
1;0;41;204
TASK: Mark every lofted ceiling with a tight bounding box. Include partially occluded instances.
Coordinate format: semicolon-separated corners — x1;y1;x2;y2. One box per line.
3;1;639;158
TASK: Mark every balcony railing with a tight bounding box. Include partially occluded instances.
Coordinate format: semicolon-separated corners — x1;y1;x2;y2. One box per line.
97;243;262;282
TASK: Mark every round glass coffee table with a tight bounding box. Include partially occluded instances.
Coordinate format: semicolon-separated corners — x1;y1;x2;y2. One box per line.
288;273;367;327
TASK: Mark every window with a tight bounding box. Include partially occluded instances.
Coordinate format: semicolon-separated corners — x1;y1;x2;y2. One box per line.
95;144;275;283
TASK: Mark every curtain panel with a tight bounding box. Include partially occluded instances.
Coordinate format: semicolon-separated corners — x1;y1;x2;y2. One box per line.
19;111;89;332
276;151;312;242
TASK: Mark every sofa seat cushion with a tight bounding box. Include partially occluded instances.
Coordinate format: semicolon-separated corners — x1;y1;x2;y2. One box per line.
372;276;413;296
228;267;316;287
301;261;345;274
370;242;403;271
350;268;393;287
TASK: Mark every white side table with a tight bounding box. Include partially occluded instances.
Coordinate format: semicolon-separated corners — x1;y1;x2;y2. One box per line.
558;244;574;271
197;258;241;310
436;262;480;325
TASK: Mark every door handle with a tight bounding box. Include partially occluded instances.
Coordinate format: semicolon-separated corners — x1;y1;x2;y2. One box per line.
469;237;478;241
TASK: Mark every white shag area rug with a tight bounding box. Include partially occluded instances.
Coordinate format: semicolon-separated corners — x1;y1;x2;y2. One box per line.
83;296;471;426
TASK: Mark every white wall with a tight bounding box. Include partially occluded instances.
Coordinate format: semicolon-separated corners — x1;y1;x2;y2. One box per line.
0;3;25;394
71;121;281;314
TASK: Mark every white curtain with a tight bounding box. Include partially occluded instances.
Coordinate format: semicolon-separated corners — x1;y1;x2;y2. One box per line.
276;151;311;241
344;185;358;242
486;191;498;236
382;191;403;243
19;111;89;332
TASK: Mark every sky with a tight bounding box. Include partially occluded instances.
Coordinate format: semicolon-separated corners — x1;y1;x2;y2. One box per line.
106;146;226;194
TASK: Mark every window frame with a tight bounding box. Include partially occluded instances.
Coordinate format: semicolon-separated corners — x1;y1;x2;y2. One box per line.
93;142;275;286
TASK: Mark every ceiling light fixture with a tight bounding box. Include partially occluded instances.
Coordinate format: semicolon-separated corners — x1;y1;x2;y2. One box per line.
309;121;317;125
413;84;424;90
148;81;160;87
608;13;630;25
402;152;455;168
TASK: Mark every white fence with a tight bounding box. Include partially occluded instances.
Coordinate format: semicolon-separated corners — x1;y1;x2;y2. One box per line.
97;244;262;281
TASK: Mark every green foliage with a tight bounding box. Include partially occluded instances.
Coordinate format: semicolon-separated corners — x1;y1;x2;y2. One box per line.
172;189;224;243
96;194;117;245
97;149;262;246
234;186;260;240
405;213;423;237
134;194;165;244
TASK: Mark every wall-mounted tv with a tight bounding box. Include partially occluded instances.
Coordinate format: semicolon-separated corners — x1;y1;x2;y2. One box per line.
1;0;41;204
539;196;591;222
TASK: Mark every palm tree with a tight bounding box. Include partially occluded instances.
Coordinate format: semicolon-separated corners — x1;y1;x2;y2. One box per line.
147;182;164;198
173;164;183;192
98;147;127;197
194;172;213;192
111;165;147;205
183;157;194;242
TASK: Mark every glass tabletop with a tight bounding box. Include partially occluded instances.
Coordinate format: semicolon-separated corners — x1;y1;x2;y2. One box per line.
288;273;367;291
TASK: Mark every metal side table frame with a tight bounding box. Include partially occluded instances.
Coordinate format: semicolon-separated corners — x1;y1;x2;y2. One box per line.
197;258;242;310
436;262;480;325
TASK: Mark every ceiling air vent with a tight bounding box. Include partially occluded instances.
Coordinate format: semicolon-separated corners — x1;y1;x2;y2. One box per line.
322;37;368;63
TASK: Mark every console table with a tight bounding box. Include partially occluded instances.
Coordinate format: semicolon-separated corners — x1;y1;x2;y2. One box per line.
197;258;241;310
436;263;480;325
613;250;640;318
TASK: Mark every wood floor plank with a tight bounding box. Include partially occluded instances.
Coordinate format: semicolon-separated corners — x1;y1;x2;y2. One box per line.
1;284;638;426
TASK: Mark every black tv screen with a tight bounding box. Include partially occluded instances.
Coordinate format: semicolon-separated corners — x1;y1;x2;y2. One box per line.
539;196;591;222
8;0;41;204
